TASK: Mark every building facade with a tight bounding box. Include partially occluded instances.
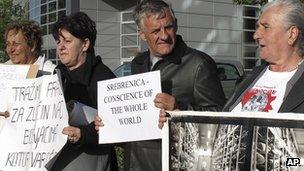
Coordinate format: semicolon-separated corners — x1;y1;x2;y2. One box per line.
24;0;260;71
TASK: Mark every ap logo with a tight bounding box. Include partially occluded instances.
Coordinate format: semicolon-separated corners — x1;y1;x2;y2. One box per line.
286;158;300;166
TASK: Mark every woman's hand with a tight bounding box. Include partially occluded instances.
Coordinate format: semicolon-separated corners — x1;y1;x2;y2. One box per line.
62;126;81;143
94;115;104;133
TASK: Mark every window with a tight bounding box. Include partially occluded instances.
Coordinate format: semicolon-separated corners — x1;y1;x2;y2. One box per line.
28;0;67;35
48;23;55;34
243;6;258;17
120;11;140;60
48;12;56;22
41;4;47;14
216;64;240;80
243;58;259;70
49;1;57;12
242;5;260;71
243;18;256;30
41;14;47;24
243;31;255;43
58;0;66;9
58;10;66;20
113;62;132;77
41;25;47;35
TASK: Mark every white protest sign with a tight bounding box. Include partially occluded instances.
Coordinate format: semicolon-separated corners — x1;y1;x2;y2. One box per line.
0;74;68;171
0;64;31;111
0;64;30;80
98;71;162;144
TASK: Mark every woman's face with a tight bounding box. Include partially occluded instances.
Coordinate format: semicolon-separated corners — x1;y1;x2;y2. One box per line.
56;28;89;70
5;30;35;64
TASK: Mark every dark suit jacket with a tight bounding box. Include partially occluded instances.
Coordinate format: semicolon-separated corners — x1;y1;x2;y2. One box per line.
223;62;304;113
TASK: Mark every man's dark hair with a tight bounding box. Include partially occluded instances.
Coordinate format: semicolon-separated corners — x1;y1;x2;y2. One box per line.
133;0;176;29
53;12;97;54
4;20;42;58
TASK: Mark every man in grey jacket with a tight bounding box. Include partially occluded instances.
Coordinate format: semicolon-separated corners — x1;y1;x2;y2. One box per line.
125;0;226;170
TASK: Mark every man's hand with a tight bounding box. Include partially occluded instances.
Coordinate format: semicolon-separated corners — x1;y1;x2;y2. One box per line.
94;115;104;133
62;126;81;143
0;111;10;118
158;109;167;129
154;93;178;110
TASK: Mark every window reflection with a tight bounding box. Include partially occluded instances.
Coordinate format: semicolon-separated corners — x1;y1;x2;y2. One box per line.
48;1;56;12
48;12;56;22
41;4;47;14
58;0;66;9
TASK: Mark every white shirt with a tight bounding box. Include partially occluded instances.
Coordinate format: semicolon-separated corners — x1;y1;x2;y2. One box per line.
5;54;56;75
150;55;162;70
232;67;296;113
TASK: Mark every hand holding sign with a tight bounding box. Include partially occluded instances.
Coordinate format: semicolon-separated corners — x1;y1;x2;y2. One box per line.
62;126;81;143
94;115;104;133
154;93;178;110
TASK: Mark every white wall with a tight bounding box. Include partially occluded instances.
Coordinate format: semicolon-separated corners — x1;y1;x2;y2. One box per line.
167;0;243;61
41;0;245;69
80;0;121;70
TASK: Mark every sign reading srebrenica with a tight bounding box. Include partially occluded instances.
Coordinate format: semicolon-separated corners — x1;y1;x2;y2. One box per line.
98;71;162;144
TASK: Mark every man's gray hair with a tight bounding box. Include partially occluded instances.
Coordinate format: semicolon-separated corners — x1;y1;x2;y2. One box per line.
133;0;176;29
262;0;304;57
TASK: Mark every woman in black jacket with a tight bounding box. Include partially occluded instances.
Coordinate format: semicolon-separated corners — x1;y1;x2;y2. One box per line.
50;12;117;171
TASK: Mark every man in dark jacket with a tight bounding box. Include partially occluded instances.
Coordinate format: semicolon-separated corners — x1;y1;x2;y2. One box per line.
124;0;226;170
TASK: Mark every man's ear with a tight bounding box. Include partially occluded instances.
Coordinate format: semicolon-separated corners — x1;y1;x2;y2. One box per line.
83;38;90;52
288;26;299;46
139;30;147;41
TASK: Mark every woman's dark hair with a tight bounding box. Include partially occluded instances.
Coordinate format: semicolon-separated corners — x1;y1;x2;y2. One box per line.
52;12;97;54
4;20;42;58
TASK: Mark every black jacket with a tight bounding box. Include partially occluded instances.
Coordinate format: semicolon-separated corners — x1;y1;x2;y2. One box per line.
124;35;226;171
51;53;117;171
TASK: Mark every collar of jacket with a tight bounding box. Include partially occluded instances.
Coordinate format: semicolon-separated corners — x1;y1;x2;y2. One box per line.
56;52;101;86
133;35;187;66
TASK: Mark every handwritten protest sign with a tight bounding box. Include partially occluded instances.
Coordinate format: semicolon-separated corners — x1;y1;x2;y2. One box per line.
0;64;38;111
98;71;161;144
0;64;30;80
0;74;68;171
